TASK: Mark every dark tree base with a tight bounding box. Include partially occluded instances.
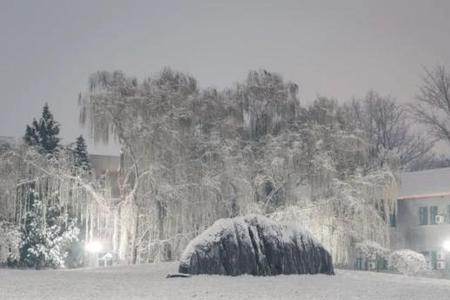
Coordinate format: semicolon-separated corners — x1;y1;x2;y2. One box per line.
166;273;192;278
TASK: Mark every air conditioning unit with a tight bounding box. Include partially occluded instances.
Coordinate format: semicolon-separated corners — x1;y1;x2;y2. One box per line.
435;215;445;224
437;261;446;270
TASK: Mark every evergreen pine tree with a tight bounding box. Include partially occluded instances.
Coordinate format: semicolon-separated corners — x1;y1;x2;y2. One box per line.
73;135;91;171
19;191;80;269
39;104;60;153
23;123;39;147
23;103;60;155
19;191;47;269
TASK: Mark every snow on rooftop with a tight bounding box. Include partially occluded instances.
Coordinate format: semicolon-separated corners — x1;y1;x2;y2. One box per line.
399;167;450;198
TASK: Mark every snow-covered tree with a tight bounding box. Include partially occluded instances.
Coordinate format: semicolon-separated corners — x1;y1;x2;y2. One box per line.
0;67;404;268
18;190;80;269
410;65;450;145
72;135;91;172
78;68;400;266
348;91;431;170
0;141;111;269
23;103;61;155
19;192;47;268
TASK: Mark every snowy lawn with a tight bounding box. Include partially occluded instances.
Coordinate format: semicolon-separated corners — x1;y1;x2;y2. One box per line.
1;262;450;300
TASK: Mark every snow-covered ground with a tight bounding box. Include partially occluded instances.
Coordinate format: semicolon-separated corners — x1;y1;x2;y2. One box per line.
1;262;450;300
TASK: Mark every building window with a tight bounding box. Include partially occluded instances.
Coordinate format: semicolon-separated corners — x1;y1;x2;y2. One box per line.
431;251;437;270
421;251;430;269
430;206;438;225
447;205;450;224
419;207;428;225
389;207;396;227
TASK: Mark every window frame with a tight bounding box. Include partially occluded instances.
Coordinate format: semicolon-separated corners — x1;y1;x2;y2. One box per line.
419;206;428;225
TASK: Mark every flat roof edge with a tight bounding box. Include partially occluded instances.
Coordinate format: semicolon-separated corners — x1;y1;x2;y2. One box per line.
398;192;450;201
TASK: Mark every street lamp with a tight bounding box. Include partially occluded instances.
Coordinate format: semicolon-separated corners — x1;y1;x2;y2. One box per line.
85;240;103;253
442;240;450;252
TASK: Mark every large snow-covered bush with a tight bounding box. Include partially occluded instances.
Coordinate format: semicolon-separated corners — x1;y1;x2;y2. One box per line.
179;214;334;276
388;249;427;275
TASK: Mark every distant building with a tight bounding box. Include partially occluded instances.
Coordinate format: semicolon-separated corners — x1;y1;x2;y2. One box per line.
0;136;18;148
89;154;120;177
88;154;121;202
390;167;450;272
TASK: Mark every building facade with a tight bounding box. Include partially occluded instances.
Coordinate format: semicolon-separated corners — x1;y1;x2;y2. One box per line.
390;167;450;272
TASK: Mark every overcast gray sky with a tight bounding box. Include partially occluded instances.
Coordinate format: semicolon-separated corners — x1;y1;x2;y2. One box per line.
1;0;450;154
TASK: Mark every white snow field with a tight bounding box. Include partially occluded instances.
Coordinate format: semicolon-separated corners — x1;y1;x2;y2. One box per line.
1;262;450;300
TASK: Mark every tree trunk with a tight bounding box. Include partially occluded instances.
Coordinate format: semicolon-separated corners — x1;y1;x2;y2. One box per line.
131;205;139;264
112;207;120;254
157;200;166;240
118;204;129;262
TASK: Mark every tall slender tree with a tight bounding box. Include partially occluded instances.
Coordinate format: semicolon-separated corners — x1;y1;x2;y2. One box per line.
73;135;90;171
24;103;60;155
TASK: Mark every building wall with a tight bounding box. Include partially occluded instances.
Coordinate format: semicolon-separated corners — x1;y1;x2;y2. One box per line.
88;154;121;199
393;196;450;251
392;196;450;271
89;154;120;177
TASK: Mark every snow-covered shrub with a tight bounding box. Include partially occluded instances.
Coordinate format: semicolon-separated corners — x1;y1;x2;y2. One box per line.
353;240;390;271
179;214;334;276
388;249;427;275
0;221;20;265
355;240;390;260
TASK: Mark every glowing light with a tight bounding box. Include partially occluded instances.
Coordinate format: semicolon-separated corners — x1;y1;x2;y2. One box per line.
443;240;450;252
85;240;103;253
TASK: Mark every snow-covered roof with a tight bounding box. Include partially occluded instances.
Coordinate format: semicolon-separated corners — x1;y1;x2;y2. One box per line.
399;167;450;199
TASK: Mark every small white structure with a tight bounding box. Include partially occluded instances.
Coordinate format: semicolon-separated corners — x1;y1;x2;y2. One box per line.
98;252;114;267
84;240;113;267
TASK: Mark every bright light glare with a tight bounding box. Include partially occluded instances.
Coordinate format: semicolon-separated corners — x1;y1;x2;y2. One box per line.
443;240;450;252
85;241;103;253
